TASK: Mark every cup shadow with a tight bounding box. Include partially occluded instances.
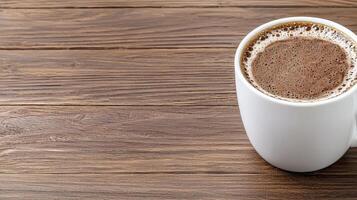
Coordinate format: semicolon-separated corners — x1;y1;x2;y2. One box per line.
263;148;357;199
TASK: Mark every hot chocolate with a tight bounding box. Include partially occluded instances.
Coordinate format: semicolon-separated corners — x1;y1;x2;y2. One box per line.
241;22;356;101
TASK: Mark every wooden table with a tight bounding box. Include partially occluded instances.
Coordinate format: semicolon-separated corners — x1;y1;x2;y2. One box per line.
0;0;356;199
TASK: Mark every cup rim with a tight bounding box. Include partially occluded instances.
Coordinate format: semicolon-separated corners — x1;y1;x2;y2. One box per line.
234;16;357;107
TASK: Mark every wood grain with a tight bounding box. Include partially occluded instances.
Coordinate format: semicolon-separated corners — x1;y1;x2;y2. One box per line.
0;106;356;199
0;1;356;199
0;106;356;175
1;0;357;8
0;106;264;174
0;174;356;200
0;8;355;49
0;49;235;105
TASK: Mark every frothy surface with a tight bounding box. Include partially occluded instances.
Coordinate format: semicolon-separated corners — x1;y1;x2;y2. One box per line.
241;22;357;102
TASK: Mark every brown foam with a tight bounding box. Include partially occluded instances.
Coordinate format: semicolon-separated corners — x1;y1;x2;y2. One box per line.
241;22;357;102
252;38;348;99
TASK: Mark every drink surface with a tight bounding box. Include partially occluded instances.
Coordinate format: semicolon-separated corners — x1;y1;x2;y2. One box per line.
241;22;357;102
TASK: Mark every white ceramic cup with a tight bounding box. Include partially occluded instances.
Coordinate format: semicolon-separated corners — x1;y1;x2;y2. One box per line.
235;17;357;172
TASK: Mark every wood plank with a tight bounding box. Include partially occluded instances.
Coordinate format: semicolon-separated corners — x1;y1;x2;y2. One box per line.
0;174;356;200
1;0;357;8
0;49;235;105
0;106;266;174
0;8;355;49
0;106;356;175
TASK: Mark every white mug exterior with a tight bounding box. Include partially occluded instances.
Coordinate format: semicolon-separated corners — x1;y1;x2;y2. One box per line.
234;17;357;172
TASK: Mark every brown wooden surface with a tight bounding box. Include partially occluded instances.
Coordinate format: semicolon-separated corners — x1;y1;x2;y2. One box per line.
0;106;357;199
0;174;356;200
0;49;235;105
1;0;357;8
0;8;355;49
0;0;356;199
